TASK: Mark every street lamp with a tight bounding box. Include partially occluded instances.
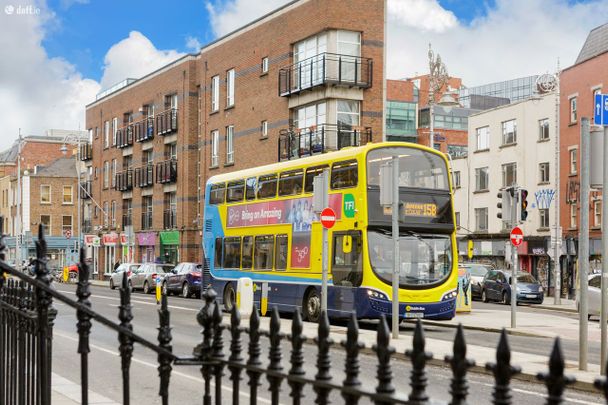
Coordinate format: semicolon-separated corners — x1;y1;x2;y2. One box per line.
61;135;82;255
428;44;449;149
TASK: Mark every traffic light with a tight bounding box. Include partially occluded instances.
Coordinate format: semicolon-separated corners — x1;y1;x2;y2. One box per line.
497;188;513;221
519;189;529;222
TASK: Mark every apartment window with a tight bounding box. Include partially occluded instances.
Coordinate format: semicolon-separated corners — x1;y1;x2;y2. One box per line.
88;128;93;143
95;127;99;139
539;118;549;140
142;196;153;229
501;119;517;145
211;75;219;112
103;201;109;227
261;57;269;74
294;101;327;130
123;199;132;227
594;200;602;228
475;167;489;191
501;163;517;187
570;97;577;123
570;203;577;228
475;208;488;232
476;126;489;150
103;161;109;188
211;130;219;167
226;69;235;107
452;171;461;188
40;185;51;204
261;120;268;138
226;125;234;164
569;148;577;175
165;94;178;110
112;117;118;146
539;162;550;183
337;100;360;127
455;212;460;227
539;209;549;229
104;121;110;148
111;201;116;228
62;186;73;204
111;159;117;188
40;215;51;235
62;216;72;235
165;142;177;161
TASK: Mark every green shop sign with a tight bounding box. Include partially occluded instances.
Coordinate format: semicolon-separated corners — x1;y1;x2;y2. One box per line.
343;193;356;218
160;231;179;245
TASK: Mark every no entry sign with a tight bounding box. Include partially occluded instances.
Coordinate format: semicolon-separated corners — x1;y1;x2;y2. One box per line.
510;226;524;246
320;208;336;229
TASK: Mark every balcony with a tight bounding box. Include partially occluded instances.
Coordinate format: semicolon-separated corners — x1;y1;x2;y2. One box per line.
79;143;92;161
278;52;373;97
278;124;372;161
156;159;177;184
141;212;153;230
122;213;132;227
156;108;178;136
135;117;154;142
163;209;177;229
134;164;154;188
116;125;134;149
115;169;133;192
82;219;93;234
80;180;92;199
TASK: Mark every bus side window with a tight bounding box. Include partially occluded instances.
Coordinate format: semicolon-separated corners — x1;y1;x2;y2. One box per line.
332;231;362;287
242;236;253;270
304;165;329;193
223;237;241;268
257;174;278;199
274;234;288;270
245;177;257;200
214;237;223;268
209;183;226;204
331;160;358;189
278;170;304;196
226;180;245;203
254;235;274;270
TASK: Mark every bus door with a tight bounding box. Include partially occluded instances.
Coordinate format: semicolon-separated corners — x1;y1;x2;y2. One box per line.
331;231;362;312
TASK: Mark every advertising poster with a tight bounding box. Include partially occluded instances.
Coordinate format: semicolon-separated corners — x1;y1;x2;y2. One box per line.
456;266;472;313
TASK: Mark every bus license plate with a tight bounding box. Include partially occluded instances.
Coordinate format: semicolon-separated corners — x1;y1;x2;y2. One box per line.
404;312;424;319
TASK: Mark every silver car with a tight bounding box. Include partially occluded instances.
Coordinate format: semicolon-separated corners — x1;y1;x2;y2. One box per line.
587;274;602;318
109;263;141;290
129;263;174;294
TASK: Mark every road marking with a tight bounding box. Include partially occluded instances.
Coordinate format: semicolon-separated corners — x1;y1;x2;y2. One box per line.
55;289;198;312
54;331;274;404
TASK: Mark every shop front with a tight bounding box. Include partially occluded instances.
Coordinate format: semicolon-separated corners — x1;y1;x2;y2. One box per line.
138;232;156;263
102;232;119;276
160;230;179;265
84;234;101;277
120;229;135;263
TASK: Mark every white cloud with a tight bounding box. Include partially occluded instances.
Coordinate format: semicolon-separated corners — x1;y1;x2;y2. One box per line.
388;0;457;33
100;31;184;89
206;0;291;37
186;35;202;51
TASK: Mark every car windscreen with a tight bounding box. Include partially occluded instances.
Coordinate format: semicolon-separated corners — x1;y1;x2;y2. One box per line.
467;265;489;277
517;274;536;283
157;265;174;273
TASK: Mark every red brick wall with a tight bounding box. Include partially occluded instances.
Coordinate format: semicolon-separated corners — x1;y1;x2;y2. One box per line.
387;79;414;101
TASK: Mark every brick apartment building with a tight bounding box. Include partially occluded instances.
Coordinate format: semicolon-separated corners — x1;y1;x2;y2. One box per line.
85;0;385;278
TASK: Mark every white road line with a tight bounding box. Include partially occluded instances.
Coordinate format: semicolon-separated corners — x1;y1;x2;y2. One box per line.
54;331;274;404
55;289;198;311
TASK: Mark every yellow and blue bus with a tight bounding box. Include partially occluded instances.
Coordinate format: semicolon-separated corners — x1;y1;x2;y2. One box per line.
202;142;458;321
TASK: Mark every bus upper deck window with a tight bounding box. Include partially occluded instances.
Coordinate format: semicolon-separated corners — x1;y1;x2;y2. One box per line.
331;160;358;189
209;183;226;204
226;180;245;203
304;165;329;193
278;169;304;196
257;174;278;199
245;177;257;200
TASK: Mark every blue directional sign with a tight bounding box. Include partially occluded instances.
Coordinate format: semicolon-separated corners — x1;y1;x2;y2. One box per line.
596;93;608;126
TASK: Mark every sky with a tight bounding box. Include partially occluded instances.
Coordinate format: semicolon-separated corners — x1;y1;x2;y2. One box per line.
0;0;606;150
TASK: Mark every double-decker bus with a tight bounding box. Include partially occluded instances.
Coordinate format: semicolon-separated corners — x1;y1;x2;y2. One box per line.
202;142;458;321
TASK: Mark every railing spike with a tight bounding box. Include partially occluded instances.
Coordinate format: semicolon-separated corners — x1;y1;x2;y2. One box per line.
229;305;243;405
195;287;216;405
374;314;395;403
212;299;225;405
267;306;284;404
289;308;305;404
537;337;575;405
406;319;430;404
118;260;134;405
314;310;333;404
486;329;520;405
157;292;172;405
76;248;92;404
445;324;474;405
246;305;263;404
342;311;363;404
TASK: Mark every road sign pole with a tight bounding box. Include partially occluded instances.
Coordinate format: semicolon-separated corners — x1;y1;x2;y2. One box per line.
602;124;608;375
511;191;518;329
579;117;590;371
391;156;400;339
320;170;330;314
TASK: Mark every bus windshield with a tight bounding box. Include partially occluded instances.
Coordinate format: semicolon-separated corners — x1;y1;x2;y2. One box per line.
368;229;452;287
367;147;449;190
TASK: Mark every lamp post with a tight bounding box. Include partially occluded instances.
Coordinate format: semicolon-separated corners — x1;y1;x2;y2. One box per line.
61;135;82;255
15;130;23;270
428;44;449;149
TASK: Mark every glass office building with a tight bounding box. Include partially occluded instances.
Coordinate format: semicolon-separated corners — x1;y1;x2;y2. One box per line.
385;100;418;142
459;75;539;109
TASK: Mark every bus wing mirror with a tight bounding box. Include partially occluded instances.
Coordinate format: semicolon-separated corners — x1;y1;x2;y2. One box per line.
342;235;352;254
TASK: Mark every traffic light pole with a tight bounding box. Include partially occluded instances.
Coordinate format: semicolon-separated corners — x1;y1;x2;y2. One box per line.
511;188;518;329
579;117;590;371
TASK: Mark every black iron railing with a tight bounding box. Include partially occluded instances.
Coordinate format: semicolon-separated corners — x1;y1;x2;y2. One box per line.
134;164;154;188
163;209;177;229
279;52;373;96
80;180;92;199
2;225;608;405
141;212;153;230
115;169;133;192
116;125;134;149
156;159;177;184
278;123;372;161
79;143;92;161
134;117;154;142
156;109;178;136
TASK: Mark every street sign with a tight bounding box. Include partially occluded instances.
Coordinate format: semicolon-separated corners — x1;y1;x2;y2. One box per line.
65;229;72;239
596;93;608;126
320;207;336;229
343;193;356;218
510;226;523;246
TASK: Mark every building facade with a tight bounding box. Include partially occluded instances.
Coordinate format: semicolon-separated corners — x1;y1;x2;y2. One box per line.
85;0;385;279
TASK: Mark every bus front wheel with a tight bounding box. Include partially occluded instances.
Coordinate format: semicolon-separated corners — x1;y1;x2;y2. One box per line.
303;288;321;323
223;283;236;312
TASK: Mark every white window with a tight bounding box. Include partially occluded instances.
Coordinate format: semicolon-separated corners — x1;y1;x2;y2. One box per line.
103;201;109;227
226;125;234;164
103;161;109;189
111;201;116;228
261;120;268;138
569;148;577;175
261;57;269;73
337;30;361;57
170;94;178;110
226;69;235;107
570;203;577;228
111;159;117;188
211;130;219;167
539;118;549;140
294;33;327;88
112;117;118;146
62;186;73;204
88;128;93;143
452;171;461;188
475;208;488;232
476;126;489;150
539;209;549;229
294;101;327;130
211;75;220;112
539;162;550;183
337;100;360;127
40;185;51;204
104;121;110;148
570;97;577;123
501;162;517;187
501;119;517;145
62;216;72;235
594;200;602;228
475;167;489;191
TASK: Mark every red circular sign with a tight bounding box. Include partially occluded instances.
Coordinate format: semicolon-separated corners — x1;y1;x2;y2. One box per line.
510;226;524;246
320;208;336;229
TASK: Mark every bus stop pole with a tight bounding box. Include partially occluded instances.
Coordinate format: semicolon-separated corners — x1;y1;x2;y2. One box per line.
391;156;400;339
321;169;329;314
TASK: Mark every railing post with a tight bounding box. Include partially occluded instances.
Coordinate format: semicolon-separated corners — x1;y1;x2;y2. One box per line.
313;310;333;405
445;324;474;405
267;307;284;404
537;338;575;405
229;306;243;405
374;314;395;405
486;329;520;405
17;281;26;405
288;309;305;405
76;249;92;404
247;307;262;405
338;55;342;84
212;303;225;405
406;319;431;404
157;293;173;405
354;57;358;86
341;312;363;405
194;288;216;405
118;272;134;405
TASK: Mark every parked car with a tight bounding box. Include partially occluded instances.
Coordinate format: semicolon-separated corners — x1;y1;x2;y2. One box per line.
162;262;203;298
481;270;544;305
129;263;174;294
109;263;141;290
460;263;492;300
586;274;602;319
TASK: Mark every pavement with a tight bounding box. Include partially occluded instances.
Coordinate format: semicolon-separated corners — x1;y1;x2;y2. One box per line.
52;374;119;405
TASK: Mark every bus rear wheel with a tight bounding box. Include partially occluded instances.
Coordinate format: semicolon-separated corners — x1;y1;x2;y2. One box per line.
303;288;321;323
223;283;236;312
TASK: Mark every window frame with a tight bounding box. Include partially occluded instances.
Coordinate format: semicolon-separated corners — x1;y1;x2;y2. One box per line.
475;207;488;232
274;234;288;271
570;203;577;228
62;215;73;235
475;126;489;151
594;200;602;228
305;165;329;193
242;236;253;270
211;130;219;167
211;75;220;113
569;147;577;175
452;171;461;188
226;125;234;164
209;183;226;205
501;119;517;145
475;167;489;192
570;96;577;123
261;57;269;74
257;174;278;199
330;159;358;189
62;185;73;205
261;120;268;138
40;184;51;204
539;208;549;229
223;236;242;269
539;162;550;183
254;235;274;270
538;118;550;141
226;179;245;203
278;169;304;196
112;117;118;146
501;162;517;188
40;214;51;235
226;69;235;107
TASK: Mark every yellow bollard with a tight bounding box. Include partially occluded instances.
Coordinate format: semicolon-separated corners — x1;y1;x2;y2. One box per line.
63;267;69;283
155;275;161;304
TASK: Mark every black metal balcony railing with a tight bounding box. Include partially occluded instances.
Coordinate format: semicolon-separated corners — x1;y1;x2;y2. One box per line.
80;180;92;199
135;117;155;142
141;211;153;230
279;52;373;97
122;213;132;227
134;164;154;188
116;125;134;149
156;159;177;184
278;123;372;161
156;109;178;136
79;143;92;161
163;209;177;229
115;169;133;192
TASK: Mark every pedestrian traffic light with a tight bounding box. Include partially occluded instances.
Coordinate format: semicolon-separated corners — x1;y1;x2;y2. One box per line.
519;189;529;222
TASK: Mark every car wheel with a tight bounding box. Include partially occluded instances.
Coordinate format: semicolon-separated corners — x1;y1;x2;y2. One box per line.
303;288;321;323
223;283;236;312
502;292;510;305
182;283;191;298
162;282;168;296
481;289;489;303
109;279;115;290
143;281;150;294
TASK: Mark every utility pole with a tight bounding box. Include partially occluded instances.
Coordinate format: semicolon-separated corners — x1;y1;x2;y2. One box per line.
579;117;590;371
16;130;22;270
511;188;518;329
391;156;400;339
554;68;562;305
601;123;608;374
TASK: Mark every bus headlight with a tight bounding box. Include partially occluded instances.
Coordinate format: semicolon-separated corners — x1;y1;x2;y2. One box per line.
367;289;388;300
441;289;457;301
